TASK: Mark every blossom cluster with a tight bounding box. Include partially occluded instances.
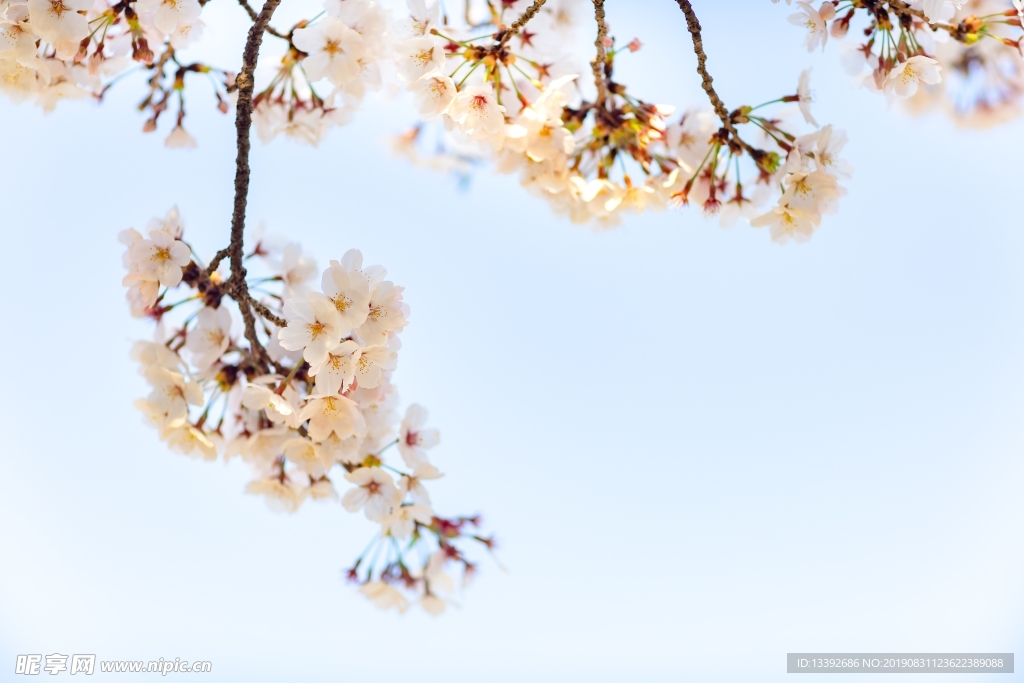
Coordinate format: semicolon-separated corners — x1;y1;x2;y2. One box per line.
0;0;231;141
252;0;391;145
779;0;1024;127
385;1;850;238
119;208;493;614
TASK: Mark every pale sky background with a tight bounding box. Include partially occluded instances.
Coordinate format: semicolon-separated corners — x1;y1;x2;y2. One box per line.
1;1;1022;681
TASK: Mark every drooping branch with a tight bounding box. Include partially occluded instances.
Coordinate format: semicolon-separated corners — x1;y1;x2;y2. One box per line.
203;0;283;371
591;0;609;107
495;0;547;47
675;0;735;136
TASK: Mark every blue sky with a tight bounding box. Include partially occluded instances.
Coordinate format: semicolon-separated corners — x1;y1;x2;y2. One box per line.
1;1;1022;680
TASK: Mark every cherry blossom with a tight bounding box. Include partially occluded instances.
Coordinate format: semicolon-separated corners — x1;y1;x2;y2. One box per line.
25;0;90;59
292;18;366;86
120;210;492;614
788;1;828;52
886;56;942;98
185;306;232;369
398;404;439;468
279;293;346;365
342;466;400;521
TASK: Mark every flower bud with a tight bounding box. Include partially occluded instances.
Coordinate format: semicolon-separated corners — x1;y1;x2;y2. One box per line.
819;2;836;20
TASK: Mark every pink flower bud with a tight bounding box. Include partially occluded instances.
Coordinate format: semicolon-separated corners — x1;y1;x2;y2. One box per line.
627;38;642;53
819;2;836;20
830;19;849;38
872;66;887;91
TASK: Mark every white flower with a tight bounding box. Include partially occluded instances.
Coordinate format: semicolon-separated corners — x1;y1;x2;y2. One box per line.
919;0;961;21
139;367;204;428
513;82;576;162
398;462;442;507
162;424;219;461
420;594;446;615
342;466;400;521
665;109;716;173
128;229;191;287
397;403;439;467
292;18;366;86
797;124;853;178
885;55;942;98
169;16;203;49
359;580;409;612
122;273;160;317
278;293;345;365
0;53;41;103
357;281;408;345
25;0;90;59
448;84;506;135
325;0;387;55
241;382;299;426
409;70;456;119
788;1;828;52
749;203;818;243
134;0;201;36
381;503;432;539
229;426;292;467
781;170;843;219
278;242;318;298
308;477;338;501
398;0;438;37
164;125;197;149
797;68;817;126
282;436;330;477
0;18;37;61
246;476;307;513
425;549;455;594
185;306;231;368
321;258;370;331
131;340;182;372
300;393;366;441
395;36;445;82
353;345;397;390
307;339;360;395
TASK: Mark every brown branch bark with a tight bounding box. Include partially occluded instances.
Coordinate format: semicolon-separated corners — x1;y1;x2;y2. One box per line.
591;0;609;107
675;0;735;136
221;0;283;372
237;0;288;40
249;297;287;328
495;0;547;47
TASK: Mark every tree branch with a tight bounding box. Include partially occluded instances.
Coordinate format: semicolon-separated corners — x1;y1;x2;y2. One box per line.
237;0;288;40
224;0;283;372
591;0;609;107
495;0;547;47
675;0;735;136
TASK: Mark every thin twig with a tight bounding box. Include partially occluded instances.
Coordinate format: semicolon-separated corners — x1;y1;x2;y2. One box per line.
249;296;287;328
591;0;608;107
237;0;288;40
205;247;229;276
495;0;547;47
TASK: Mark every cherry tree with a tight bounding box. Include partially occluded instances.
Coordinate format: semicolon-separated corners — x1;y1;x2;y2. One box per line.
4;0;1021;613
